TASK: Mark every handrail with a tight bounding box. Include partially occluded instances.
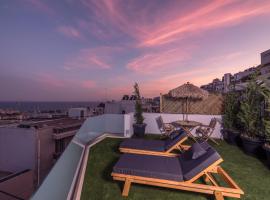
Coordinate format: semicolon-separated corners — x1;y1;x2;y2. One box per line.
0;190;25;200
0;169;30;183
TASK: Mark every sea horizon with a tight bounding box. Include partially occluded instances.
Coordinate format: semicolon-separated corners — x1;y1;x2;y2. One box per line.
0;101;103;112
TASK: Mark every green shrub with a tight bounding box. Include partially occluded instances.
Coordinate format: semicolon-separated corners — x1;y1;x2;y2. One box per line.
223;92;240;131
263;92;270;143
238;77;270;138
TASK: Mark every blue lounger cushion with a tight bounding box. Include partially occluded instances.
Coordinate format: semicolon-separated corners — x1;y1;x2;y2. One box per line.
113;142;221;182
180;144;221;181
120;130;187;152
198;140;211;151
120;139;165;152
169;127;185;139
113;153;183;181
164;130;187;151
189;142;207;159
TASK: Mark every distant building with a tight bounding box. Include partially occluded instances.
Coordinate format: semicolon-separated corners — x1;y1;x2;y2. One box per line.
201;61;261;93
68;107;88;119
105;100;135;114
234;82;248;91
105;95;159;114
0;109;29;121
0;118;83;195
261;49;270;65
200;83;214;91
260;65;270;75
201;78;223;93
19;110;68;120
260;49;270;75
68;106;104;119
212;78;224;92
223;73;232;93
87;105;104;116
233;67;256;83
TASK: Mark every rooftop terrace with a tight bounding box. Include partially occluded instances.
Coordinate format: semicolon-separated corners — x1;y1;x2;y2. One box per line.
81;137;270;200
30;113;270;200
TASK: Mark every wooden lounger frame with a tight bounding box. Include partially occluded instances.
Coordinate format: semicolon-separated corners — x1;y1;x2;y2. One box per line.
119;136;190;157
111;158;244;200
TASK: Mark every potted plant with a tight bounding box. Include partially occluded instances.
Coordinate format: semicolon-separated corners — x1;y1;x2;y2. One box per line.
223;92;241;145
238;77;266;155
262;88;270;167
133;82;146;137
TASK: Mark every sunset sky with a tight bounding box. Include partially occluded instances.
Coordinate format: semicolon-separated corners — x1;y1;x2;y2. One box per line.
1;0;270;101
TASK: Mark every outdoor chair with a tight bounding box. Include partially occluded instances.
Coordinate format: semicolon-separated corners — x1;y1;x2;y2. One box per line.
156;116;182;138
119;129;189;157
195;118;219;145
112;142;244;200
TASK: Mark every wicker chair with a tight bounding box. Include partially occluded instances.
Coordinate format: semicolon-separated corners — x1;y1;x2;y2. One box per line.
195;118;219;145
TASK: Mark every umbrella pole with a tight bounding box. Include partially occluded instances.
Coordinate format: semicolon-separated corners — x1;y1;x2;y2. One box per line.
186;98;188;121
182;101;184;121
187;99;188;121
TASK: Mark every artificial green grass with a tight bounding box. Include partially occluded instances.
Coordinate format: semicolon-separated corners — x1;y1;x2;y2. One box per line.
81;136;270;200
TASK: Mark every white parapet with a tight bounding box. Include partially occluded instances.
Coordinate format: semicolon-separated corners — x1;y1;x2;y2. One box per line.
125;112;223;139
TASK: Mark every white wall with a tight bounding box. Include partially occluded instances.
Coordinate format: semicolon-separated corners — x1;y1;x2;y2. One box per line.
124;113;134;137
0;127;36;172
77;113;223;139
77;114;125;136
129;113;223;139
68;108;87;119
104;114;124;133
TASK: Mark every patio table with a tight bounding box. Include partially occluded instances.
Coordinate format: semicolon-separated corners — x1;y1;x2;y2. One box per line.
172;120;202;131
171;120;202;141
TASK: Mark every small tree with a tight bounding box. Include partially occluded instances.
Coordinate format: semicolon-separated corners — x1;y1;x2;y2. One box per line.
223;92;240;130
133;82;144;124
261;85;270;144
263;100;270;145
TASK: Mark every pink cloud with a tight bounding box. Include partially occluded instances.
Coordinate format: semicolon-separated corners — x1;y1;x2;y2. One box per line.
139;70;208;97
35;73;99;93
109;85;131;98
80;0;270;47
109;50;246;98
141;65;251;97
57;26;83;39
205;51;245;65
64;47;117;70
81;80;97;89
105;69;208;99
140;0;270;47
126;46;195;74
35;73;66;88
80;0;149;40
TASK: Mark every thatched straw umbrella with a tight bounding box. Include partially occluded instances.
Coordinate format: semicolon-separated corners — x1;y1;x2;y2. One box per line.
168;82;209;121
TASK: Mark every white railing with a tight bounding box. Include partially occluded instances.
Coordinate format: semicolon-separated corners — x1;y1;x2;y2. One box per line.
31;114;125;200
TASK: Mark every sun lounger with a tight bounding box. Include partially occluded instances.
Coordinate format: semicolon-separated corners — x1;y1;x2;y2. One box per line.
119;129;189;157
112;142;244;200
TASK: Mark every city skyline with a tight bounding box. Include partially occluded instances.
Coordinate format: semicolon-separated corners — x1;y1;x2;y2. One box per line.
1;0;270;101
